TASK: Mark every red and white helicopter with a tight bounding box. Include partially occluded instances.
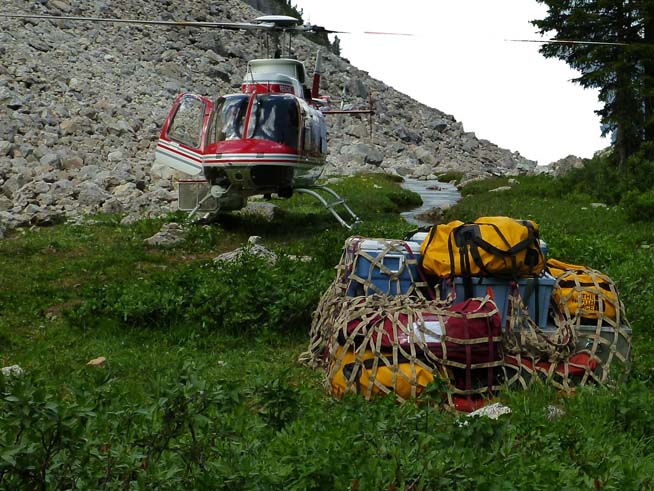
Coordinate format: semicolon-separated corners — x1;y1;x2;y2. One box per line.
2;13;377;228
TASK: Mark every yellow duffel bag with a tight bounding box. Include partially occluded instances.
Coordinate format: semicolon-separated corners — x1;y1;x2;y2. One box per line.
421;216;545;278
329;347;437;400
547;258;619;321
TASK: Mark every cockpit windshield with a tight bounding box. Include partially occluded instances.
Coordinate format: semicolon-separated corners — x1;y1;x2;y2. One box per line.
210;95;249;142
248;94;300;149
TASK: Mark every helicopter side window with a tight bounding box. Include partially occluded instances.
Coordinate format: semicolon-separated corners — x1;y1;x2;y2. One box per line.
168;96;206;147
250;95;300;149
311;114;322;154
210;95;249;142
302;111;326;155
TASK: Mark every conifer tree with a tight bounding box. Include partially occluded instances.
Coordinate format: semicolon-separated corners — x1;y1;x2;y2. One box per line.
533;0;654;167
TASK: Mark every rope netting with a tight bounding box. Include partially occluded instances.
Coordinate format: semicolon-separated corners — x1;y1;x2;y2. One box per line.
341;237;428;297
304;292;504;407
504;268;632;392
299;238;632;409
299;237;431;368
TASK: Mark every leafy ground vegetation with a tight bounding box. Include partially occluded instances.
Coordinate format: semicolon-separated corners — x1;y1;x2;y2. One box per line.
1;172;654;489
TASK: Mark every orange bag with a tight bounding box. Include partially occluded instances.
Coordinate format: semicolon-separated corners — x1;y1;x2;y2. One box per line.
547;258;619;321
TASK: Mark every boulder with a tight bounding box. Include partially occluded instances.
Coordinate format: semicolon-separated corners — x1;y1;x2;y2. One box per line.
144;222;186;247
1;365;24;377
340;143;384;166
77;181;109;207
236;201;279;221
214;235;277;265
549;155;584;176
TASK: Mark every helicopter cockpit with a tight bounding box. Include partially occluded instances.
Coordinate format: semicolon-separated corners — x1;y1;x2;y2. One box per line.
207;92;325;155
248;94;300;148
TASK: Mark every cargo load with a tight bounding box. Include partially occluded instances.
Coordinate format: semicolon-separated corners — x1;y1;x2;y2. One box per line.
300;230;632;412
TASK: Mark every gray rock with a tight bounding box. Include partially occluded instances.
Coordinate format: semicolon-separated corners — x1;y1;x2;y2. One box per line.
340;143;384;166
112;182;138;198
60;154;84;170
68;77;84;92
489;186;512;193
60;117;89;136
49;0;71;12
77;181;108;207
431;119;449;132
0;140;13;156
120;213;142;225
39;153;60;167
148;188;176;201
52;179;75;196
549;155;585;176
107;150;124;162
144;222;186;247
214;240;277;265
395;125;422;144
236;201;279;221
77;165;100;180
101;197;124;214
1;365;24;377
0;196;12;212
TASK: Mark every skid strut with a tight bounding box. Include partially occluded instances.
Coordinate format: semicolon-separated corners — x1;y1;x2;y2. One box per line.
295;185;360;229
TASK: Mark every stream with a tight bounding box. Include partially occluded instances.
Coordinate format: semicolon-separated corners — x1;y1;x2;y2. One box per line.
400;178;461;226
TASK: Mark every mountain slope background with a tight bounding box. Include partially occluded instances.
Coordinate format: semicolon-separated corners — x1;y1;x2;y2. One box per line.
0;0;536;232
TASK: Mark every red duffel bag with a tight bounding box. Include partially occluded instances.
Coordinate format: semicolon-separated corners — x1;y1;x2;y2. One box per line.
336;296;503;394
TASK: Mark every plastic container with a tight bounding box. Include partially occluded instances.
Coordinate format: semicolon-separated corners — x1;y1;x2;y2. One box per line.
344;238;422;296
440;273;556;327
408;231;429;245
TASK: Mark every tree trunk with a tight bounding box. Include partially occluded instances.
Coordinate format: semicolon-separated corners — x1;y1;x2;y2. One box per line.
643;6;654;142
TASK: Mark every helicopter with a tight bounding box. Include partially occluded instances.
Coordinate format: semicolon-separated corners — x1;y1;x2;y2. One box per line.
1;12;378;228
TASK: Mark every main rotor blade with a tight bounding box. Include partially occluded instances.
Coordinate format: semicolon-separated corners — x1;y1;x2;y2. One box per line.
302;25;349;34
1;13;274;31
508;38;628;46
362;31;413;36
2;13;413;36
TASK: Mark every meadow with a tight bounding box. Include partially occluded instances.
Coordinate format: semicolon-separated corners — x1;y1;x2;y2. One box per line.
1;173;653;490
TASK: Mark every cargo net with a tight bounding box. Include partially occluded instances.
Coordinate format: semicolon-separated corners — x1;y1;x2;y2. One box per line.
503;268;632;392
299;237;433;367
299;239;633;409
339;237;428;297
300;287;504;411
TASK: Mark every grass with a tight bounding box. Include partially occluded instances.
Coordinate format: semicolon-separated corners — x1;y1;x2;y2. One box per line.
2;172;654;489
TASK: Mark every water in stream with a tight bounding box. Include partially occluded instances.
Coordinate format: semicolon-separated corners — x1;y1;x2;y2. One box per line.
400;178;461;226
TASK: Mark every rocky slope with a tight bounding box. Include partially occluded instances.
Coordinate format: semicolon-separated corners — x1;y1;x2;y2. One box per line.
0;0;536;234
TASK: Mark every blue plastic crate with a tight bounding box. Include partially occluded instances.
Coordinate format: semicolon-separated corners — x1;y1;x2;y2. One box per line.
345;239;422;296
441;274;555;327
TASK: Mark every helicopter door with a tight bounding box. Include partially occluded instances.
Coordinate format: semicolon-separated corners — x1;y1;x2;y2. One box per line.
156;93;213;176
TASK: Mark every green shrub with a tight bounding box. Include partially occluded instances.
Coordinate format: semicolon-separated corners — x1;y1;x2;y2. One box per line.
623;189;654;222
67;252;333;335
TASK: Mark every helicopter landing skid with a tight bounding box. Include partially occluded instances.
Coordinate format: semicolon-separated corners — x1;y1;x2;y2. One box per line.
185;192;219;223
295;185;360;230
